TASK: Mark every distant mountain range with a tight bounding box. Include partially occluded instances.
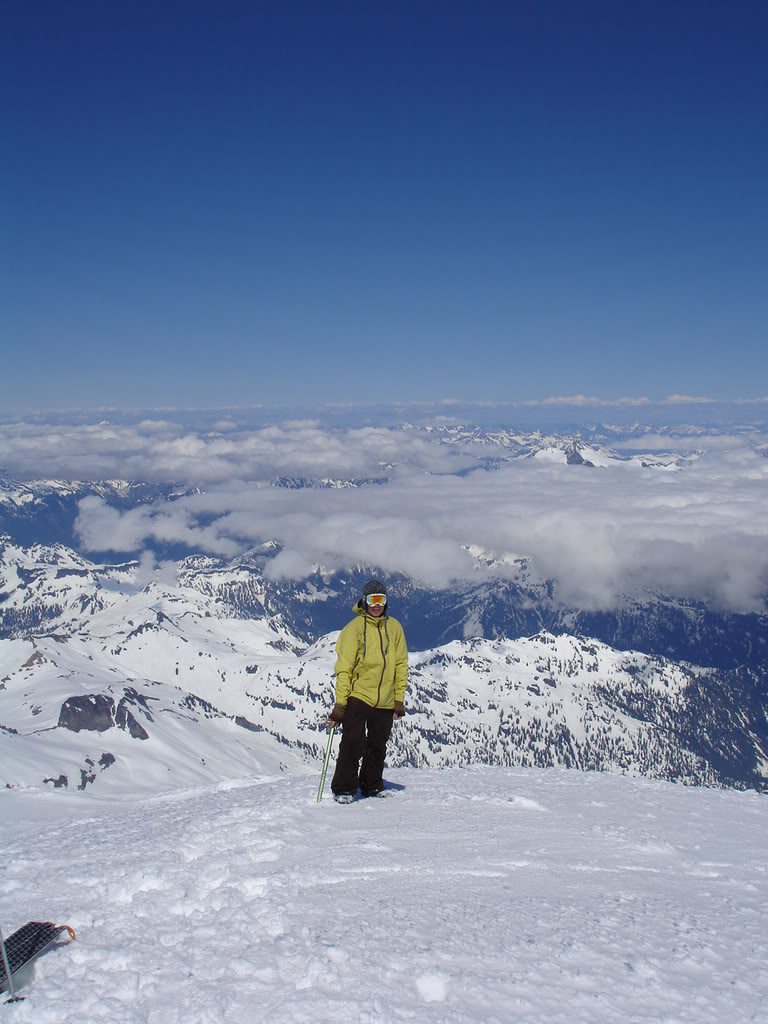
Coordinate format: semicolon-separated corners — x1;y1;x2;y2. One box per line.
1;431;766;797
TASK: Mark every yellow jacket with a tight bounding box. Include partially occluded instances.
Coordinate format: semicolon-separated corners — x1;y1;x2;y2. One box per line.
334;605;408;710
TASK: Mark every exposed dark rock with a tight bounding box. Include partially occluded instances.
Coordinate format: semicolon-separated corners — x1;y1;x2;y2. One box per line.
119;687;156;721
44;774;68;788
58;694;115;732
268;698;295;711
566;447;595;467
266;639;294;652
235;715;263;732
22;651;47;668
99;752;116;769
115;701;149;740
125;611;173;640
180;693;216;716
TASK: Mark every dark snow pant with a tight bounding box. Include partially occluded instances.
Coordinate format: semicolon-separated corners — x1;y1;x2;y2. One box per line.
331;697;394;795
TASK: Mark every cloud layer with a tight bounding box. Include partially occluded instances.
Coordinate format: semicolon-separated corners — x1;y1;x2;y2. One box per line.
2;415;767;612
74;456;768;612
0;418;481;483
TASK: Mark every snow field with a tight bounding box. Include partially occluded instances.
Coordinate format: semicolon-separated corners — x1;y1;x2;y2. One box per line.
2;766;767;1023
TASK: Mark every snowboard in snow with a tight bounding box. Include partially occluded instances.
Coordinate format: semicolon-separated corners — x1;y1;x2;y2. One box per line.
0;921;76;993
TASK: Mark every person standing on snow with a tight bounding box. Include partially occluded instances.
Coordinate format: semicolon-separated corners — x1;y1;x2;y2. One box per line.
326;579;408;799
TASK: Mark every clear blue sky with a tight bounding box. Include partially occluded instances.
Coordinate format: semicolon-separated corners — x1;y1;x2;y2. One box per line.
3;2;767;412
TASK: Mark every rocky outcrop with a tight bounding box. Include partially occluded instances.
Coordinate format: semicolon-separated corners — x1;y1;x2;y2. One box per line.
115;703;149;740
58;690;150;739
43;773;68;788
58;694;115;732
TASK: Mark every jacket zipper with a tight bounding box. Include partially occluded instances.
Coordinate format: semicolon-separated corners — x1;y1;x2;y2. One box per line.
375;619;386;708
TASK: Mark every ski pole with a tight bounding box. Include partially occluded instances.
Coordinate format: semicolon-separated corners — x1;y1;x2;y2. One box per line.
0;925;23;1004
316;725;336;803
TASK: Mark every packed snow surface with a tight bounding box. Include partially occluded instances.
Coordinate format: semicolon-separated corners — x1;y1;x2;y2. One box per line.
2;767;767;1023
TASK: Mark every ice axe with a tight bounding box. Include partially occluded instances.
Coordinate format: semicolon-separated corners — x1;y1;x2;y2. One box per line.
316;725;336;803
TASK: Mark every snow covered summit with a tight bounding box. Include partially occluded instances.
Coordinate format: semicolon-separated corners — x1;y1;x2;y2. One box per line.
2;766;766;1022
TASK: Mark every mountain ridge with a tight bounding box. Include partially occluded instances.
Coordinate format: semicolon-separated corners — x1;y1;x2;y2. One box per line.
2;568;766;794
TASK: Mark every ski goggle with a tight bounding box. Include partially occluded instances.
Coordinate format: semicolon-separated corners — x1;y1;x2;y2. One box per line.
365;593;387;607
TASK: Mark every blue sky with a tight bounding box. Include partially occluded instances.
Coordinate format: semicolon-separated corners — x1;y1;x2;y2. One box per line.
3;3;767;413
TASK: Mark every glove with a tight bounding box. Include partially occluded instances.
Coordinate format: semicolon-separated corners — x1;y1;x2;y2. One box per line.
393;701;405;720
327;704;346;725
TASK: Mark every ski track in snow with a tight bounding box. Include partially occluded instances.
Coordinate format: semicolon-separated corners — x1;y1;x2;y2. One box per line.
2;767;767;1023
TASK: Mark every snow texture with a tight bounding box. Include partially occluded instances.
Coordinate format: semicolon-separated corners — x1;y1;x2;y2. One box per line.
2;766;767;1022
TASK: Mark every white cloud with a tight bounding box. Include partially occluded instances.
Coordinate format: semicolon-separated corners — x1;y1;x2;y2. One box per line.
0;419;474;483
69;445;768;612
523;395;652;408
136;419;181;433
662;394;715;405
4;414;768;612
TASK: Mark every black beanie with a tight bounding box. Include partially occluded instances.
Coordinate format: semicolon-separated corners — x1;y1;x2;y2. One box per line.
358;579;388;612
362;579;387;598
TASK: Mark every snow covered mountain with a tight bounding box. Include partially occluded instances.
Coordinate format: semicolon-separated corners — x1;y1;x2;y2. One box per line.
412;422;701;468
2;558;766;795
